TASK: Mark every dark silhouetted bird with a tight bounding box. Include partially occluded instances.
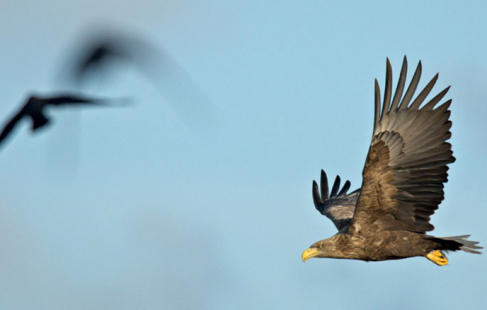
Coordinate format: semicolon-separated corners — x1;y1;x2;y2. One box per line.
0;94;127;147
302;57;482;266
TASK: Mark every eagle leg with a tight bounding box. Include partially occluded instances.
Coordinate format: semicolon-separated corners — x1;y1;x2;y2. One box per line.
426;250;449;266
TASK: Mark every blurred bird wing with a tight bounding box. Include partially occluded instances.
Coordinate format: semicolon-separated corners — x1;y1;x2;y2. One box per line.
348;57;454;235
43;95;131;107
70;34;154;84
76;42;127;75
312;170;359;231
63;30;214;130
44;95;101;106
0;109;25;146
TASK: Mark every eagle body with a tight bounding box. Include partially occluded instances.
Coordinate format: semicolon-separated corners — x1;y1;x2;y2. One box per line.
313;230;454;262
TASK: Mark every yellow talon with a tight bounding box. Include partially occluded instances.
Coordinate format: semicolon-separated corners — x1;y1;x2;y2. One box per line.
426;250;449;266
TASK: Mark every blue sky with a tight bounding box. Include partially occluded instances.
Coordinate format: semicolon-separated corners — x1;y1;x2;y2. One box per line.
1;1;486;309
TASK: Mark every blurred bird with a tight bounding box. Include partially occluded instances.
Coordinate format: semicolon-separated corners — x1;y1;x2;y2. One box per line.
0;94;128;147
68;35;153;87
59;28;214;130
302;57;482;266
72;42;122;84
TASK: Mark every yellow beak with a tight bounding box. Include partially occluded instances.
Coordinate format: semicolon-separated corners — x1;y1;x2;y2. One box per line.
302;248;320;262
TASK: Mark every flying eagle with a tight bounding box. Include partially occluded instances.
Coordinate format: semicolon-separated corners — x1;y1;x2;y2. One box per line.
302;57;482;266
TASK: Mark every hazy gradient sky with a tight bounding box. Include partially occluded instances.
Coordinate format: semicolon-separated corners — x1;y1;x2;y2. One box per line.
1;1;486;309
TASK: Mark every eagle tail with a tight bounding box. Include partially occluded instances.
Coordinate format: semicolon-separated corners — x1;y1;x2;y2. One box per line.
432;235;483;254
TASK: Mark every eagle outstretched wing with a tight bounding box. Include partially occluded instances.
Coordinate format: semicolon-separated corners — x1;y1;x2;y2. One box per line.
348;56;454;235
312;170;359;232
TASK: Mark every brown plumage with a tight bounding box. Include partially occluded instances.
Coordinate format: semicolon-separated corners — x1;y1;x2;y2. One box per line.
302;57;482;266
